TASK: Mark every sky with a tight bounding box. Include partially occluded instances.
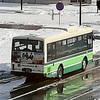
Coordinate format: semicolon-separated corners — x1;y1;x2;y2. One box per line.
0;1;100;71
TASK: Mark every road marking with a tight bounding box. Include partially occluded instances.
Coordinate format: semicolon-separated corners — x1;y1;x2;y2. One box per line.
70;86;100;100
9;83;56;100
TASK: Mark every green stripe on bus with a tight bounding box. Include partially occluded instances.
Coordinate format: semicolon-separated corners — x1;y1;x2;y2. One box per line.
46;59;93;78
46;63;81;78
45;49;92;66
44;51;93;77
44;51;93;70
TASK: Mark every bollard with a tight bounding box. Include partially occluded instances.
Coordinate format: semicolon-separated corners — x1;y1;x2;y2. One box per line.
95;59;99;66
52;10;54;20
97;0;100;13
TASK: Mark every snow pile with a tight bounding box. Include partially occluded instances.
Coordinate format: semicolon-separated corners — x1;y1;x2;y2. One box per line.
0;1;99;71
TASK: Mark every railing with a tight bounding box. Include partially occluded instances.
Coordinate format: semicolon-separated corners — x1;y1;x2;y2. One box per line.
93;55;100;67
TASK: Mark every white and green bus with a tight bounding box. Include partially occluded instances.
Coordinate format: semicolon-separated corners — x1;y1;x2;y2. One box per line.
11;26;93;78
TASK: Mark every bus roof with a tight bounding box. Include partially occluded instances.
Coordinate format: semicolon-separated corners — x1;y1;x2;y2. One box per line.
13;26;93;43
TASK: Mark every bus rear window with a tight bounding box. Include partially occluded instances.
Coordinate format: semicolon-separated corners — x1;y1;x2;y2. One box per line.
12;39;43;52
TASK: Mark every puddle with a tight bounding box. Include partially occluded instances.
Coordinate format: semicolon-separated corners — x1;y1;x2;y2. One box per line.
12;72;95;100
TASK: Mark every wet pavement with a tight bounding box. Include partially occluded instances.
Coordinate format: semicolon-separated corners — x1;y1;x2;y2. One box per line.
10;65;100;100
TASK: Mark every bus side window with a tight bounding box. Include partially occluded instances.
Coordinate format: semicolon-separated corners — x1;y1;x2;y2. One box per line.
61;40;68;56
78;35;87;50
47;44;52;61
56;41;62;57
47;43;56;61
67;37;77;54
88;34;93;48
52;44;56;59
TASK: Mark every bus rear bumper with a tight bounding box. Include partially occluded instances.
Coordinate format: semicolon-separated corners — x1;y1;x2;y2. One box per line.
10;71;45;77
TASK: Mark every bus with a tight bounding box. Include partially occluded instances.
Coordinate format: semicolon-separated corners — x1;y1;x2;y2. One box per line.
11;26;93;78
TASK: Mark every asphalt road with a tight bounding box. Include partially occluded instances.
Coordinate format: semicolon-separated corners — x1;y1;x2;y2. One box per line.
10;63;100;100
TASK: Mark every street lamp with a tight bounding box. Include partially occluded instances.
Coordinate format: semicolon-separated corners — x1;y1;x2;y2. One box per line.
21;0;23;10
79;0;81;26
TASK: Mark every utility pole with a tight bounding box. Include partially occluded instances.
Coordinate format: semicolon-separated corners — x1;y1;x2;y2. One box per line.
21;0;23;10
79;0;81;26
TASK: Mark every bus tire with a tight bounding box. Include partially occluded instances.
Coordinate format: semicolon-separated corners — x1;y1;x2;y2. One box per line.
57;65;63;79
57;84;64;94
82;58;87;71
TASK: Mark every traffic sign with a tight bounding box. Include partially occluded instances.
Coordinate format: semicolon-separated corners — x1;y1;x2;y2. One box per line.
56;1;64;11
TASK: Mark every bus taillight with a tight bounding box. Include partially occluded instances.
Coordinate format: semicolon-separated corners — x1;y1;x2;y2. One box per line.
37;60;43;64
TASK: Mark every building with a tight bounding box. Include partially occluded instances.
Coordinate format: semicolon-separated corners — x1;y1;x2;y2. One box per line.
0;0;91;4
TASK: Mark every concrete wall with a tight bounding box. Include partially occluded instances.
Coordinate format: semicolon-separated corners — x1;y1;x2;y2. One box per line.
36;0;70;4
0;0;21;3
0;0;91;4
0;0;36;3
85;0;91;3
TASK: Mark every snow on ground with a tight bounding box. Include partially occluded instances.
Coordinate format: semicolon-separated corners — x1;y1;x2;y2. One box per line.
0;29;35;71
0;1;100;71
0;78;25;100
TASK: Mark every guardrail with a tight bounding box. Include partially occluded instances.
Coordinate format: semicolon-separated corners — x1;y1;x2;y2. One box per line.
94;57;100;67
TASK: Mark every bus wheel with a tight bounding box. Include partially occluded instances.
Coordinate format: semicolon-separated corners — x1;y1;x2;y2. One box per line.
57;84;64;94
82;59;87;71
57;65;63;79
